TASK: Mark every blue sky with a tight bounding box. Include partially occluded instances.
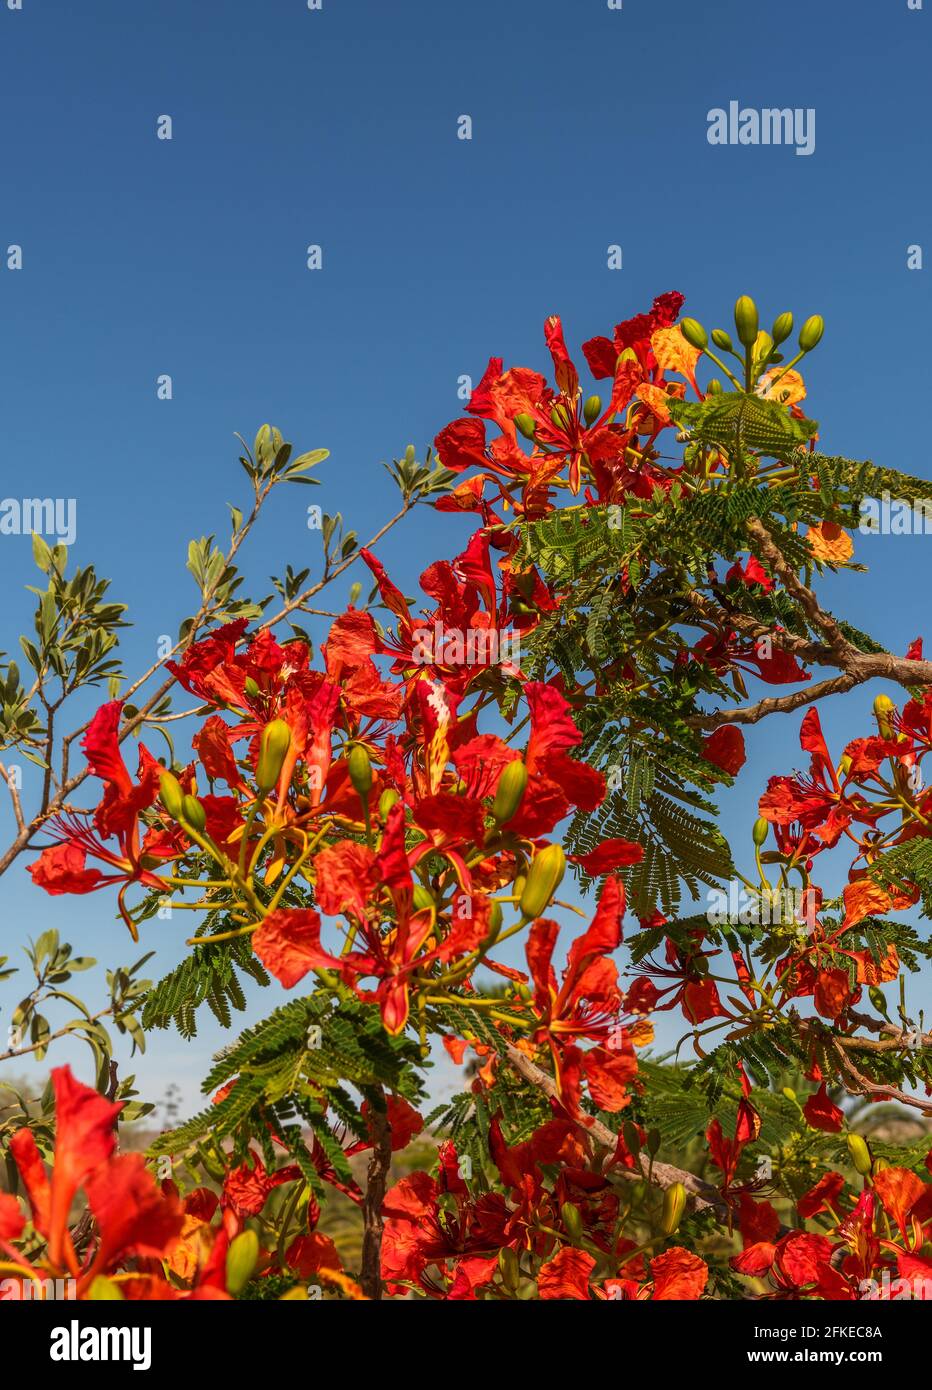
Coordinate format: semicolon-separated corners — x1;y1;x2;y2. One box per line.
0;0;929;1116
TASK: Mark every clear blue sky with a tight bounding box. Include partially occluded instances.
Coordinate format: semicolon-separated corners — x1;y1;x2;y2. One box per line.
1;0;929;1115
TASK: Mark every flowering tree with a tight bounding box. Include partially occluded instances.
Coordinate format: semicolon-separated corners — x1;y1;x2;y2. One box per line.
3;292;932;1302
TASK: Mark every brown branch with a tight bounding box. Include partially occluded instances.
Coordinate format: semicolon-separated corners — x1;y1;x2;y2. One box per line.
360;1088;393;1300
504;1042;730;1220
0;761;26;835
686;519;932;730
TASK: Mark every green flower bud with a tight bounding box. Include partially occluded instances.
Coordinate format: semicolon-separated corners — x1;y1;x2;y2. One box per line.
706;378;723;394
348;744;373;799
561;1201;584;1242
181;794;207;833
159;770;185;821
514;412;537;440
661;1181;687;1235
484;900;504;943
256;718;292;794
771;312;794;345
622;1120;642;1157
583;394;602;426
498;1246;520;1292
519;844;566;919
404;443;416;464
378;788;400;820
846;1133;873;1176
798;315;824;352
710;328;733;353
492;759;528;825
752;817;769;847
551;404;571;432
226;1229;260;1296
734;295;759;348
647;1129;661;1157
244;676;260;700
412;884;435;913
679;318;708;350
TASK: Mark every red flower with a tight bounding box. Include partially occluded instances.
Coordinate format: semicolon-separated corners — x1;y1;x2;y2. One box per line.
803;1083;844;1133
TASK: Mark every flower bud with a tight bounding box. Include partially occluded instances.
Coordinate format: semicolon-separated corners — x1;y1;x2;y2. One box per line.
484;900;503;943
679;318;707;350
379;788;400;819
710;328;733;353
868;985;890;1019
498;1246;520;1292
87;1276;124;1301
244;676;260;700
583;394;602;426
181;794;207;832
647;1128;661;1157
622;1120;642;1157
755;331;774;361
798;315;824;352
404;443;416;464
492;759;528;825
514;412;536;440
348;744;373;799
752;817;769;847
561;1201;584;1242
159;770;185;820
771;312;793;345
225;1229;260;1296
873;693;895;738
706;378;723;394
846;1133;872;1176
782;1086;797;1103
734;295;759;348
550;404;570;432
519;844;566;919
412;884;435;913
256;718;292;794
661;1182;687;1235
873;1156;890;1174
837;753;852;778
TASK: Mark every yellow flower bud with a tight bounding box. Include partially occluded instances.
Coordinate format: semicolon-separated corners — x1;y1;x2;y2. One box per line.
378;788;400;819
661;1182;688;1235
846;1133;872;1176
873;693;895;739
